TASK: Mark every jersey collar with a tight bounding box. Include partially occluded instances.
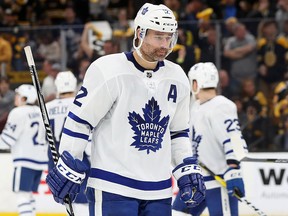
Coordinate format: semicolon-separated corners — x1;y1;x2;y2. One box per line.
125;51;164;73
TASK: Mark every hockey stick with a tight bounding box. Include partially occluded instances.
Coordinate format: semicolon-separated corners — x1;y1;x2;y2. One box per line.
198;161;267;216
231;134;288;163
24;46;74;216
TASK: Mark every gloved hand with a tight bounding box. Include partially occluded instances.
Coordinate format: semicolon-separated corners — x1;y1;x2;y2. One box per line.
173;157;206;208
46;151;88;204
224;166;245;198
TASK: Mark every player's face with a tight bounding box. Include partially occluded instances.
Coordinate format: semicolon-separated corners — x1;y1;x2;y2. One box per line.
140;29;173;61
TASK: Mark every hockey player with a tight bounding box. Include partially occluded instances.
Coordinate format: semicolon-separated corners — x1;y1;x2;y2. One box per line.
172;62;247;215
46;3;206;216
0;84;48;216
43;71;90;215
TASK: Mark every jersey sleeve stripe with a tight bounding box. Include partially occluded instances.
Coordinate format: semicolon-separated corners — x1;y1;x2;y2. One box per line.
0;136;12;147
90;168;172;190
62;128;89;140
13;158;48;164
2;132;17;141
171;130;189;140
222;138;230;145
68;111;94;130
171;128;189;134
225;150;233;155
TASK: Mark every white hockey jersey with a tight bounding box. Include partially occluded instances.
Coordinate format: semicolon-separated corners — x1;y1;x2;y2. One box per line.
59;52;193;200
190;95;247;176
46;97;74;144
0;105;48;170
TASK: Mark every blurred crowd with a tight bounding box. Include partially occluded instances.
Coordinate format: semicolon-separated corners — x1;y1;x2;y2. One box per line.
1;0;288;152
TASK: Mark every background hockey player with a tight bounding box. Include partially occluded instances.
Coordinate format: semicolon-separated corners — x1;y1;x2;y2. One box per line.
41;71;90;215
0;84;48;216
46;3;205;216
173;62;247;215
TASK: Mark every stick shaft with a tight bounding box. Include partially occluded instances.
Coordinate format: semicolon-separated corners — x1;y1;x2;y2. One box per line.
199;161;267;216
24;46;74;216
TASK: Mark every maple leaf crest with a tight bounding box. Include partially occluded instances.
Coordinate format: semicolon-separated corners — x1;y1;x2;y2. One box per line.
128;97;170;154
141;7;148;15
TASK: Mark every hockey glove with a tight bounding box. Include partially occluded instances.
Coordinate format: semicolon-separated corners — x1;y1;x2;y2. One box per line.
173;157;206;208
224;166;245;198
46;151;88;204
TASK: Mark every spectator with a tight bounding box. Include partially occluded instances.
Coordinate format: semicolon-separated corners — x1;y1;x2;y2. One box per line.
241;79;270;151
61;5;83;71
221;0;237;20
0;76;14;132
273;114;288;151
112;8;133;52
88;0;111;21
257;20;288;112
37;32;61;62
1;8;26;71
76;57;91;90
166;28;198;74
273;81;288;119
41;60;60;102
179;0;204;42
246;0;276;36
223;22;257;95
0;35;12;75
198;25;217;64
222;16;238;45
276;0;288;33
272;81;288;137
218;69;234;99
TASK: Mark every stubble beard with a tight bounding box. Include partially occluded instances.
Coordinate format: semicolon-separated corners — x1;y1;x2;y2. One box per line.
140;46;168;62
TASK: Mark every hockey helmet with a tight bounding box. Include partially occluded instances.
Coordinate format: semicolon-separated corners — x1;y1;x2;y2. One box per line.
188;62;219;95
55;71;77;94
15;84;37;104
133;3;178;53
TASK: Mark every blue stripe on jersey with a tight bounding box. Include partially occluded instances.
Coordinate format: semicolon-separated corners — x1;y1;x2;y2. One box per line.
90;168;172;191
225;150;233;155
62;128;89;140
18;202;30;207
2;132;16;141
0;136;12;147
223;139;230;145
68;111;94;130
171;129;189;140
13;158;48;164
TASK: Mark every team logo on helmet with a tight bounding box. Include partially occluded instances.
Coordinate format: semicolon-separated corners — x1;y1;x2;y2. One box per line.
141;7;148;15
163;9;170;14
128;97;170;154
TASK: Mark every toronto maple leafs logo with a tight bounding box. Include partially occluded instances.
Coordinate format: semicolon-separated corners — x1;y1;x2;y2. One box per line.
141;7;148;15
128;97;170;154
163;9;170;14
192;126;202;158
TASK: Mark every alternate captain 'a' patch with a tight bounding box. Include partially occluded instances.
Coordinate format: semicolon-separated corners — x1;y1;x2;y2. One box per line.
128;97;170;154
